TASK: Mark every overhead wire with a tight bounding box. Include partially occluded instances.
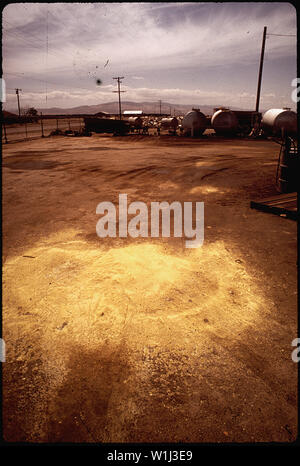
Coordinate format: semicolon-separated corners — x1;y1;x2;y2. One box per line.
4;72;102;93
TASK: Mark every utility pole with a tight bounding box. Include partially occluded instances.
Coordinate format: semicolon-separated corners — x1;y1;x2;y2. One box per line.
40;112;44;137
159;100;162;115
113;77;125;120
255;26;267;113
15;88;22;118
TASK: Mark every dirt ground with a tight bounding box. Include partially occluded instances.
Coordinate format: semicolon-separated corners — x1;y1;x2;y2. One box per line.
2;133;297;443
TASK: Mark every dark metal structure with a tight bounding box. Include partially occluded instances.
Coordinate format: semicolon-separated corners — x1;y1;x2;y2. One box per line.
84;117;130;135
275;135;298;193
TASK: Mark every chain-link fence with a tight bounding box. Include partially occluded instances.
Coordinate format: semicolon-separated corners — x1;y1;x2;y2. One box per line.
2;117;84;143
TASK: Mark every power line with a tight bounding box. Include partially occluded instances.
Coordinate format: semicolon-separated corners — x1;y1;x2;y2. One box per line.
3;25;106;80
4;74;103;108
4;30;48;52
267;33;296;37
3;30;71;64
3;18;56;50
2;20;75;62
3;14;98;62
4;72;97;93
4;13;96;46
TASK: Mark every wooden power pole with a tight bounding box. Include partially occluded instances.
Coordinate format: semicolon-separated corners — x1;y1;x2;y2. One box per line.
113;77;125;120
15;88;22;118
255;26;267;113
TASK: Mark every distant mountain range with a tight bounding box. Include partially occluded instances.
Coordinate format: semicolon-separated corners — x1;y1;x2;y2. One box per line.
4;100;252;116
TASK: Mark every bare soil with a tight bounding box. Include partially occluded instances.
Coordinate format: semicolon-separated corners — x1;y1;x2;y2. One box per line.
2;133;297;442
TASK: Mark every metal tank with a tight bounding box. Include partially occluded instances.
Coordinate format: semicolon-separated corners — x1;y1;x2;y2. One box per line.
160;117;178;129
261;108;297;137
211;109;239;135
128;116;143;128
182;109;207;136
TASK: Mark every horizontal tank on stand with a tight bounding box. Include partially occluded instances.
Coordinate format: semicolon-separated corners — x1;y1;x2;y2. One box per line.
261;108;297;137
211;108;239;135
182;109;207;136
160;117;178;129
128;116;143;128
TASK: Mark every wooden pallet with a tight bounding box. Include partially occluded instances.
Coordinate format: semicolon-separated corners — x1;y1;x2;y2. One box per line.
250;192;298;220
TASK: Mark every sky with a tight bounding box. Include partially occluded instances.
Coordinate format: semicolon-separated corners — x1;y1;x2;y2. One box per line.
2;2;297;111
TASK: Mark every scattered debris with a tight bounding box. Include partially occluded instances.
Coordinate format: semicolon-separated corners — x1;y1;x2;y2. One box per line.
49;128;92;137
56;322;68;331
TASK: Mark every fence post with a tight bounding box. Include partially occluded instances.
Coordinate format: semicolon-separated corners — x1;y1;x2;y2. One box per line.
40;112;44;137
3;122;8;143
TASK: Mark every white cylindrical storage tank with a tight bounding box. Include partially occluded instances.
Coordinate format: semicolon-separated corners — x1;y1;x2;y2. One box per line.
128;116;143;127
160;117;178;129
261;108;297;136
211;109;239;135
182;109;207;136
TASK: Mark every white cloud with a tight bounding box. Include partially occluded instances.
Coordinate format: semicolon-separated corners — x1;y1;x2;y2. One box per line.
3;3;296;72
4;84;295;111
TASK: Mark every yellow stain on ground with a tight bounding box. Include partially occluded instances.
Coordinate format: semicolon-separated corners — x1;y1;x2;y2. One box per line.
190;185;227;194
3;230;268;356
3;231;271;441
